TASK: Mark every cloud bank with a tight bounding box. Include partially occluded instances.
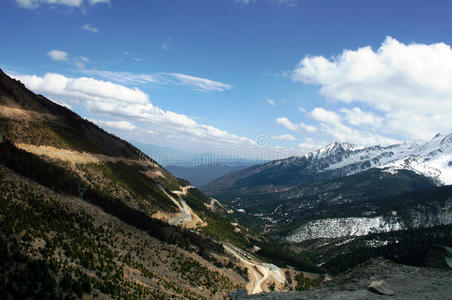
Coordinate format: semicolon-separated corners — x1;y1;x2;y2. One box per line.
279;37;452;150
11;72;291;159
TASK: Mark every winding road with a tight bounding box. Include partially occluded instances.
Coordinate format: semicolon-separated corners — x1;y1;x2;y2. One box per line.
159;185;193;226
223;244;285;294
160;185;286;294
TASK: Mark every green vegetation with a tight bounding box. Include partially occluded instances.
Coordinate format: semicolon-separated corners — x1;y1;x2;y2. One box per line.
295;273;324;291
255;241;325;274
302;225;452;276
84;161;178;212
0;163;239;298
0;117;104;154
183;188;252;249
0;140;225;266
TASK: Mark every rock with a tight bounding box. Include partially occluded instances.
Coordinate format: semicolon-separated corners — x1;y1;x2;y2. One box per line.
425;245;452;270
368;280;394;296
445;257;452;270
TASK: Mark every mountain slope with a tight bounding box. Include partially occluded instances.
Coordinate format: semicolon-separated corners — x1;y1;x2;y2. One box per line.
0;69;323;298
203;136;452;242
204;135;452;195
0;68;250;298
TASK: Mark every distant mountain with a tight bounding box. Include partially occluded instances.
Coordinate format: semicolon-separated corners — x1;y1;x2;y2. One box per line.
204;135;452;194
131;141;266;168
203;135;452;243
166;163;254;187
130;142;264;186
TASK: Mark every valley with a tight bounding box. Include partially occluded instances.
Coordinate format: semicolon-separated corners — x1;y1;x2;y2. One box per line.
3;1;452;299
0;69;324;298
1;65;451;299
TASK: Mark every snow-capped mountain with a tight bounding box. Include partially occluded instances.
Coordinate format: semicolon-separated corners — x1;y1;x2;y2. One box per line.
297;133;452;185
203;134;452;195
204;134;452;244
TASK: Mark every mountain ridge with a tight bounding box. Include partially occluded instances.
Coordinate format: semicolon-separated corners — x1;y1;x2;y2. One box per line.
203;133;452;195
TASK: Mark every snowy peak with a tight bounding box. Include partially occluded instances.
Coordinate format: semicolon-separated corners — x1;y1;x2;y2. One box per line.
298;134;452;185
307;142;364;160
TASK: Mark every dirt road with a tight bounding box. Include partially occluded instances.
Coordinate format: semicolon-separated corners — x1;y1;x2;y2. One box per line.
223;244;285;294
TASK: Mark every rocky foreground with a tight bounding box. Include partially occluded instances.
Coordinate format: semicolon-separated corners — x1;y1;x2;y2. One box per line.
229;258;452;299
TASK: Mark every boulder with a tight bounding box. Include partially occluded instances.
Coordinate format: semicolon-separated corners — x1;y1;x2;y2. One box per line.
368;280;394;296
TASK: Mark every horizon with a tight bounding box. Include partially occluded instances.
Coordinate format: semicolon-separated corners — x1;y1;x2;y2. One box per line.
2;0;452;160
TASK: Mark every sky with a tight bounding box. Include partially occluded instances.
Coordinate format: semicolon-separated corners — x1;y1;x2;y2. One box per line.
2;0;452;160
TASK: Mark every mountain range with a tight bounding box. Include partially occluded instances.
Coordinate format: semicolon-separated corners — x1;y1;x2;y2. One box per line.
203;135;452;243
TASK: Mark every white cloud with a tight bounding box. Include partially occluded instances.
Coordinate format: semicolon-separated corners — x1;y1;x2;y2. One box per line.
10;72;292;158
277;114;398;147
74;56;90;69
15;0;83;9
318;120;400;146
168;73;233;92
91;119;136;131
47;50;68;61
89;0;109;4
276;117;317;133
272;134;295;141
15;0;108;9
310;107;341;123
340;107;383;127
292;36;452;141
298;106;307;113
13;73;149;105
236;0;297;7
81;69;233;93
81;70;159;84
267;98;275;106
15;0;37;8
47;50;89;69
81;24;99;33
161;42;169;51
298;137;325;153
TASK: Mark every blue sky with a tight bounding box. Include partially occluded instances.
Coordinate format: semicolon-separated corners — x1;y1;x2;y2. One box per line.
2;0;452;159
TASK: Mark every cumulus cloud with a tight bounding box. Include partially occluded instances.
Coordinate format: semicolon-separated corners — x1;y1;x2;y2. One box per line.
47;50;89;69
81;24;99;33
340;107;383;127
272;134;295;141
10;72;292;158
298;137;325;153
47;50;68;61
13;73;149;105
317;120;400;146
310;107;341;123
279;114;399;147
91;119;136;131
276;117;317;133
292;36;452;141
